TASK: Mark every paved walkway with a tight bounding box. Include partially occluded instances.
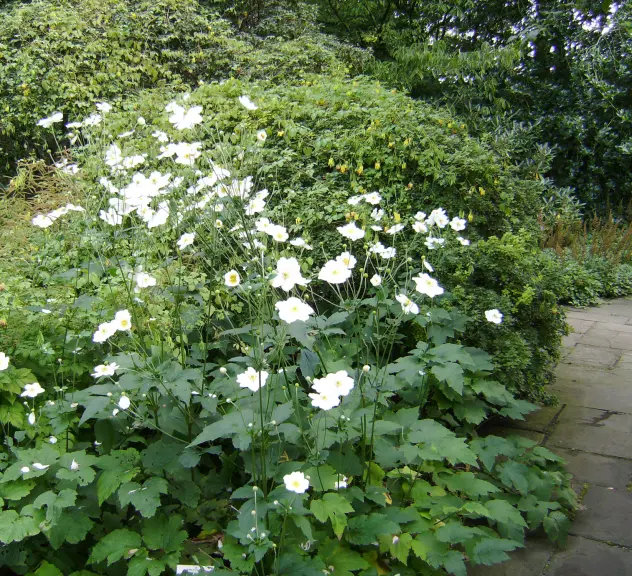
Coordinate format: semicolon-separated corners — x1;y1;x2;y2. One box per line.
471;298;632;575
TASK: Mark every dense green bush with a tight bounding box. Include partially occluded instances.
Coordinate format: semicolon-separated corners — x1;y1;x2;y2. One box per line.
0;98;575;574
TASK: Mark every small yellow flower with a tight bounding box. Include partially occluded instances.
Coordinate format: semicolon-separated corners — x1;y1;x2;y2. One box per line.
407;182;413;189
374;161;381;170
393;212;401;223
401;162;407;170
328;157;335;167
468;212;474;222
479;187;486;196
277;130;284;137
356;164;364;175
339;164;348;174
296;217;302;224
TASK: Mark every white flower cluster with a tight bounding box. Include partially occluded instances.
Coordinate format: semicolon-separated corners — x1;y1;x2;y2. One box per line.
0;352;9;371
32;203;85;229
93;310;132;343
309;370;354;411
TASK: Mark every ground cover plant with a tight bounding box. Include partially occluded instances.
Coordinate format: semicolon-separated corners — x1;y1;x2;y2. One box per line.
0;94;576;575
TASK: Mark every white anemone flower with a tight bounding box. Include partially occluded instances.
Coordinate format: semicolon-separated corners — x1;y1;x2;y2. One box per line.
133;272;157;290
309;391;341;411
169;105;203;130
21;382;45;398
312;370;354;397
49;436;58;444
422;260;434;272
118;396;131;410
396;294;419;315
32;214;54;228
32;463;50;470
113;310;132;332
96;102;112;113
177;232;196;250
239;95;258;111
99;209;123;226
37;112;63;128
371;208;384;221
370;274;382;287
335;475;349;489
283;471;310;494
0;352;10;371
289;238;313;250
485;309;503;324
450;217;467;231
275;297;315;324
70;459;80;471
256;130;267;142
364;192;382;205
337;221;365;241
269;225;289;243
93;321;117;343
224;270;241;287
412;273;444;298
21;466;30;474
424;236;445;250
336;252;357;270
318;260;352;284
457;236;470;246
152;130;170;143
91;363;120;378
427;208;449;228
414;211;427;222
413;221;428;234
28;412;36;425
237;367;269;392
386;224;406;235
271;257;309;292
347;195;363;206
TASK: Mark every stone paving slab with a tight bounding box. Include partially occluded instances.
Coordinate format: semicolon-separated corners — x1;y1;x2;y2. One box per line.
549;381;632;414
580;327;632;350
568;485;632;548
563;344;623;368
555;448;632;490
544;536;632;575
566;309;631;325
504;405;562;433
547;410;632;459
565;317;595;334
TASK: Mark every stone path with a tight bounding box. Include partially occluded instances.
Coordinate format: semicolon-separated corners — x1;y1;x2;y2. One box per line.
470;298;632;575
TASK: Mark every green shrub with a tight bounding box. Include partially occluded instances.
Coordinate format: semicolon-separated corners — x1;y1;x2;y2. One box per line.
0;91;576;575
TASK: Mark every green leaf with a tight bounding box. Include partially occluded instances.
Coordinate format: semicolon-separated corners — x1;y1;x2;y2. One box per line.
310;493;354;538
33;489;77;523
46;509;94;549
0;508;44;543
443;550;467;576
466;537;522;565
497;460;531;494
390;532;413;564
543;511;571;545
142;515;187;552
346;514;399;545
34;561;63;576
88;528;142;565
190;409;255;446
432;362;464;394
320;541;369;575
434;522;486;544
470;436;518;471
118;477;168;518
95;449;140;505
0;480;35;500
439;472;500;498
484;500;527;528
408;420;478;466
410;532;448;568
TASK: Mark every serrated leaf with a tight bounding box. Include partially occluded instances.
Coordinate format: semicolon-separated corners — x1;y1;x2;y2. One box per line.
346;514;399;545
484;500;527;528
119;477;168;518
497;460;531;494
189;409;255;446
310;493;354;538
466;537;522;565
142;514;186;552
33;489;77;523
543;511;571;545
431;362;464;394
439;472;500;498
390;532;412;564
88;529;142;565
34;561;63;576
408;420;478;466
47;509;94;549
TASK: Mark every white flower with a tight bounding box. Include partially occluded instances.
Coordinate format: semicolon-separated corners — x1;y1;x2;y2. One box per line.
111;310;132;332
237;367;269;392
371;208;384;221
412;273;444;298
82;113;102;127
32;462;49;470
169;105;203;130
133;272;157;290
396;294;419;315
335;475;348;489
414;211;427;222
0;352;9;371
256;130;267;142
112;409;119;417
347;195;363;206
224;270;241;287
412;221;428;234
424;236;445;250
91;363;119;378
28;412;36;425
96;102;112;113
93;321;117;343
364;192;382;205
118;130;135;139
309;391;341;411
105;144;123;167
450;217;466;232
49;436;57;444
289;237;313;250
99;208;123;226
312;370;354;397
177;232;196;250
152;130;170;143
275;297;315;324
37;112;63;128
245;197;266;215
121;155;146;170
32;214;54;228
336;252;357;270
269;225;289;243
70;459;80;471
271;257;309;292
370;274;382;287
283;471;310;494
21;466;30;474
137;117;146;126
427;208;449;228
485;309;503;324
118;396;131;410
21;382;45;398
386;224;405;235
422;260;434;272
381;247;397;259
239;95;258;111
337;221;365;241
457;236;470;246
147;204;170;229
318;260;352;284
